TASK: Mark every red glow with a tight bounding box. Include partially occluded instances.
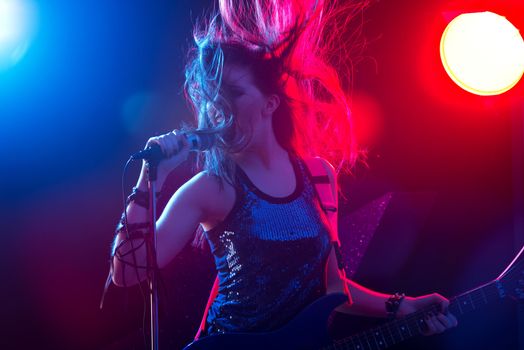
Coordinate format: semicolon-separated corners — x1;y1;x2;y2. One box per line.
351;91;384;147
416;0;524;114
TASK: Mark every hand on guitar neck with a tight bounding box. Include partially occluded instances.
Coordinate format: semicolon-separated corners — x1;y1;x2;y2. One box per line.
399;293;458;335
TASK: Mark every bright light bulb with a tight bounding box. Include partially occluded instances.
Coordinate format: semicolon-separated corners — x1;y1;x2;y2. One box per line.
440;11;524;96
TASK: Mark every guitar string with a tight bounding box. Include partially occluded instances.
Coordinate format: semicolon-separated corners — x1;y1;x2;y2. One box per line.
326;283;503;350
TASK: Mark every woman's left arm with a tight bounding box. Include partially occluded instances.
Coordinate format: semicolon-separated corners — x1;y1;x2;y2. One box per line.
326;246;458;335
319;158;457;335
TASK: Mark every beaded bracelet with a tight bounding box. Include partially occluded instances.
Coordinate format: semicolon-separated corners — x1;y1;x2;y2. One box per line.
385;292;405;319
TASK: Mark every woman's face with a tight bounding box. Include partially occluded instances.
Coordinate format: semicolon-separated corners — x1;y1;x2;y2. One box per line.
219;63;268;127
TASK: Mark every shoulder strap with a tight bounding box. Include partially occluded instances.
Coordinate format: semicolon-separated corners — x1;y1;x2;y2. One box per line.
304;156;352;305
303;157;339;243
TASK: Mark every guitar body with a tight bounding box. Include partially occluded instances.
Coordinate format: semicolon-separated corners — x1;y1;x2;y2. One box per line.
183;293;348;350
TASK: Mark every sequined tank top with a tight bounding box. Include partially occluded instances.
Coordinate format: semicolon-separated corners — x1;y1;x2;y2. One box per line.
203;155;332;335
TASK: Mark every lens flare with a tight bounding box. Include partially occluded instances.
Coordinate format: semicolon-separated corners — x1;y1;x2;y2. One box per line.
0;0;37;70
440;11;524;96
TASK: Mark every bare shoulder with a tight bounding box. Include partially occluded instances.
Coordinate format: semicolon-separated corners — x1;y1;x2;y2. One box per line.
179;171;222;196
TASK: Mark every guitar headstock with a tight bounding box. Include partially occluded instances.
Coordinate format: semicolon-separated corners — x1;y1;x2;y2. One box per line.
497;245;524;301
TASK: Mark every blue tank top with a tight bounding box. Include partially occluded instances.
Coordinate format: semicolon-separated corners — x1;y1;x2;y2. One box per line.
203;154;332;335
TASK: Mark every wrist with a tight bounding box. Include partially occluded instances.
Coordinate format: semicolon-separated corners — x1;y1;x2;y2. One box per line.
397;295;416;318
127;186;164;210
385;292;405;319
136;164;168;191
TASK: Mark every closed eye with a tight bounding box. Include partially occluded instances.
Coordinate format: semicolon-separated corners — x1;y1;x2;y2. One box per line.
225;88;244;99
221;84;245;99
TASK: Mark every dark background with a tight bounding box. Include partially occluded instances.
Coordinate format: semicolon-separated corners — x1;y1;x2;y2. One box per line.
1;0;523;349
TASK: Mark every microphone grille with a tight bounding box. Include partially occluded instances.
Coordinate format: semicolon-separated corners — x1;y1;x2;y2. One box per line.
185;132;214;151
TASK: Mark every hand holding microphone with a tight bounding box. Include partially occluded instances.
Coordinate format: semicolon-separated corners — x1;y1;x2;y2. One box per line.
132;130;214;188
132;130;213;161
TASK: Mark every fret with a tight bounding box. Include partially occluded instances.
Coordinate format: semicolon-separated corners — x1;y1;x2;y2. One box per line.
366;332;376;350
349;336;360;350
369;330;381;350
397;318;412;339
486;282;500;302
371;328;388;349
358;332;373;350
495;280;506;298
413;316;426;334
405;317;417;336
467;291;476;310
479;286;489;304
353;336;365;350
384;322;397;345
455;294;473;314
456;296;464;314
462;293;473;312
335;340;348;350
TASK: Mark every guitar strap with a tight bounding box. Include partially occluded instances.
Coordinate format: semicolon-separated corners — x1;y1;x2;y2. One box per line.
303;157;352;305
194;156;351;340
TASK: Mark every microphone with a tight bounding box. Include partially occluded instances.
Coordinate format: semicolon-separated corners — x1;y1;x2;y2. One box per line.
131;132;214;161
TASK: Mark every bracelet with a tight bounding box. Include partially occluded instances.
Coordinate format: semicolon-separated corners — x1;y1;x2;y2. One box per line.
126;187;162;209
127;187;150;209
115;212;151;233
116;223;151;237
385;292;405;319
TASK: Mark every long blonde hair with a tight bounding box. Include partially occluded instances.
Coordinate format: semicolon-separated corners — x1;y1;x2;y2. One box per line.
184;0;369;185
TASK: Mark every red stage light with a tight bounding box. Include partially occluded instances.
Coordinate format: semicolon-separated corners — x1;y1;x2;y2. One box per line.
440;11;524;96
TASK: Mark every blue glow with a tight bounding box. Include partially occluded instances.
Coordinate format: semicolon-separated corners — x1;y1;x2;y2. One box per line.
0;0;37;70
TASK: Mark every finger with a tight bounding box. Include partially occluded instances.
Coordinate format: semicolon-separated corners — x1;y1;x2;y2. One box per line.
161;132;185;157
440;299;450;313
447;312;458;328
146;137;164;154
146;136;160;148
432;315;446;333
167;131;188;154
425;314;445;334
146;131;188;159
429;293;447;304
162;134;177;157
422;315;434;335
436;313;452;328
157;137;170;156
175;133;187;152
170;130;180;147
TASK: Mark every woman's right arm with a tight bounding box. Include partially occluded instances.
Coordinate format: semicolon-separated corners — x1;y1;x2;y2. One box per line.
111;131;215;287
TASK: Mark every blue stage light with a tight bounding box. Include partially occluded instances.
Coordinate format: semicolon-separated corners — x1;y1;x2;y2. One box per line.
0;0;37;70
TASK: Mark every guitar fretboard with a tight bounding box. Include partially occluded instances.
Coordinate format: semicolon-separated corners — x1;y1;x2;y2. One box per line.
324;280;504;350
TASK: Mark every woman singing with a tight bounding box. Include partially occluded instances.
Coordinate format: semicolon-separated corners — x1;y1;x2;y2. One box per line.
111;0;457;346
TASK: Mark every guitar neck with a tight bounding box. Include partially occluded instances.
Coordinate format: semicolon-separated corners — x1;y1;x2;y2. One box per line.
328;280;505;350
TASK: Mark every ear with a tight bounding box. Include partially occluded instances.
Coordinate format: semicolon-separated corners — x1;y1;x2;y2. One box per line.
263;94;280;117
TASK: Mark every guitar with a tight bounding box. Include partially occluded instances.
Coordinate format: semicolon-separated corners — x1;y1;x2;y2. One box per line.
184;245;524;350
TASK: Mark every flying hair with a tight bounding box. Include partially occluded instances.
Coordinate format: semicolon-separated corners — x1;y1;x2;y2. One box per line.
184;0;370;186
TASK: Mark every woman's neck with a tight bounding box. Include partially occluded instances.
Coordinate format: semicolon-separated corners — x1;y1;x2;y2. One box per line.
232;127;289;171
